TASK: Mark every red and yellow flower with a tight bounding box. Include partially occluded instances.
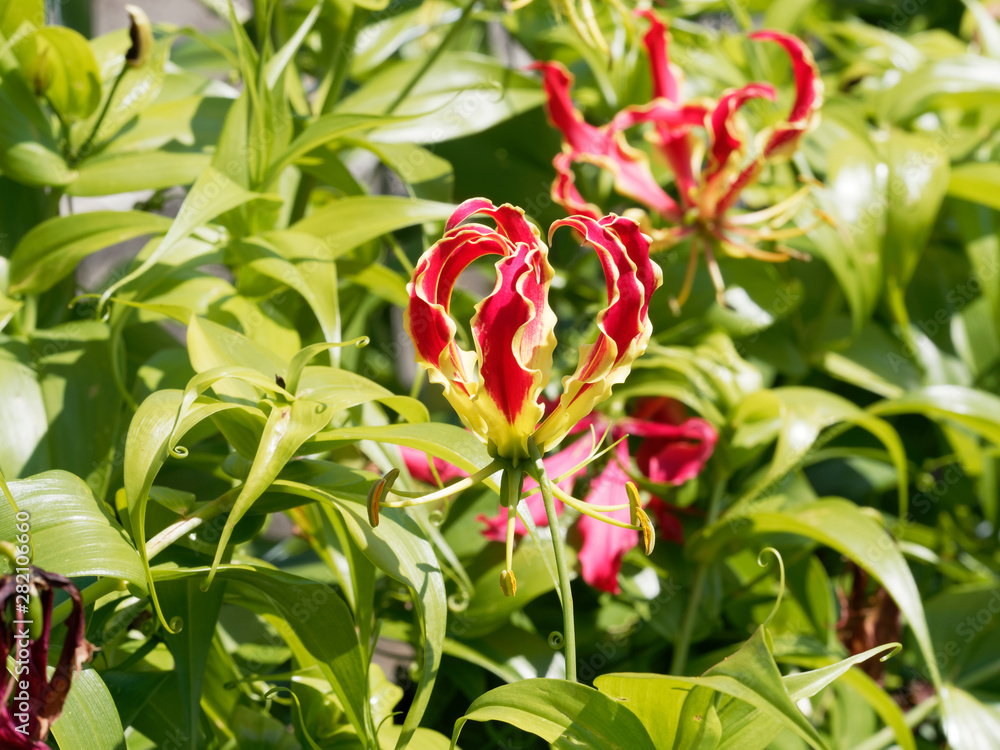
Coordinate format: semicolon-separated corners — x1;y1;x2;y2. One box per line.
405;198;662;460
533;11;824;309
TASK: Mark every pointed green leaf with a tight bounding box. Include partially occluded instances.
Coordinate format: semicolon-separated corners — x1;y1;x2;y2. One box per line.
693;498;940;688
0;470;145;586
9;210;171;294
450;679;657;749
283;196;454;260
207;399;333;582
49;668;127;750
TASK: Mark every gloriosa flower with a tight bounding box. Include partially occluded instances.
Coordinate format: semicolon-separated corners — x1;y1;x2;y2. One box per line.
405;197;662;460
533;10;824;309
1;567;93;749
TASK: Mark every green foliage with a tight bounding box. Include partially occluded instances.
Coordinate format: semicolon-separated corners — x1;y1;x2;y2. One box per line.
1;1;999;748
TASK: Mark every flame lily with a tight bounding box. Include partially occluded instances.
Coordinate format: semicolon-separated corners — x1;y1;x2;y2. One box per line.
533;11;824;309
404;197;662;460
1;567;93;749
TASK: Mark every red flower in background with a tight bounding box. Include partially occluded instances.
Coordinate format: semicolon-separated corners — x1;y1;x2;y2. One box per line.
533;11;823;310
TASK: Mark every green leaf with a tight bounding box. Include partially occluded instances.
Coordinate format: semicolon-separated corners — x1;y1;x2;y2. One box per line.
0;470;145;586
780;655;916;750
879;57;1000;123
349;264;409;308
123;388;248;628
263;0;323;90
273;462;446;750
0;290;22;333
450;679;657;749
0;73;75;187
871;385;1000;446
692;498;940;689
0;0;43;41
265;113;394;185
731;387;908;515
882;129;950;290
338;52;545;144
92;94;230;157
312;422;492;476
284;196;454;260
207;398;334;583
17;26;102;120
229;705;301;749
159;576;227;750
961;0;1000;57
297;367;428;425
347;138;454;201
9;210;172;294
186;316;288;400
102;165;268;303
152;564;369;742
948;162;1000;211
675;625;830;749
802;104;884;335
68;151;211;196
379;725;455;750
229;236;342;346
591;673;702;749
941;684;1000;750
49;668;127;750
76;37;173;152
0;322;125;494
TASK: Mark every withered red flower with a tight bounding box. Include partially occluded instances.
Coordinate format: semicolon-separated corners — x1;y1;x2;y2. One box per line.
1;567;93;749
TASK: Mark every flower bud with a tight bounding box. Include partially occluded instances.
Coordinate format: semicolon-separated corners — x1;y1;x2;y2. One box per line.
637;508;655;555
366;468;399;527
499;568;517;597
125;5;153;67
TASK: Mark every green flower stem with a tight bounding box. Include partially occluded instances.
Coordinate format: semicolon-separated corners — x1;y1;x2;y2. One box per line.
74;65;127;165
528;441;577;682
145;487;239;559
385;0;478;115
670;468;726;675
50;575;121;628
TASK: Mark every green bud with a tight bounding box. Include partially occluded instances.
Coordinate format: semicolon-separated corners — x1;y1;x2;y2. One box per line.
125;5;153;67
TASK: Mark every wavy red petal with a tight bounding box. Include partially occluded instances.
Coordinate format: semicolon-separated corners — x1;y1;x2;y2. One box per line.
636;9;679;102
533;61;682;221
749;30;823;157
705;83;776;186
